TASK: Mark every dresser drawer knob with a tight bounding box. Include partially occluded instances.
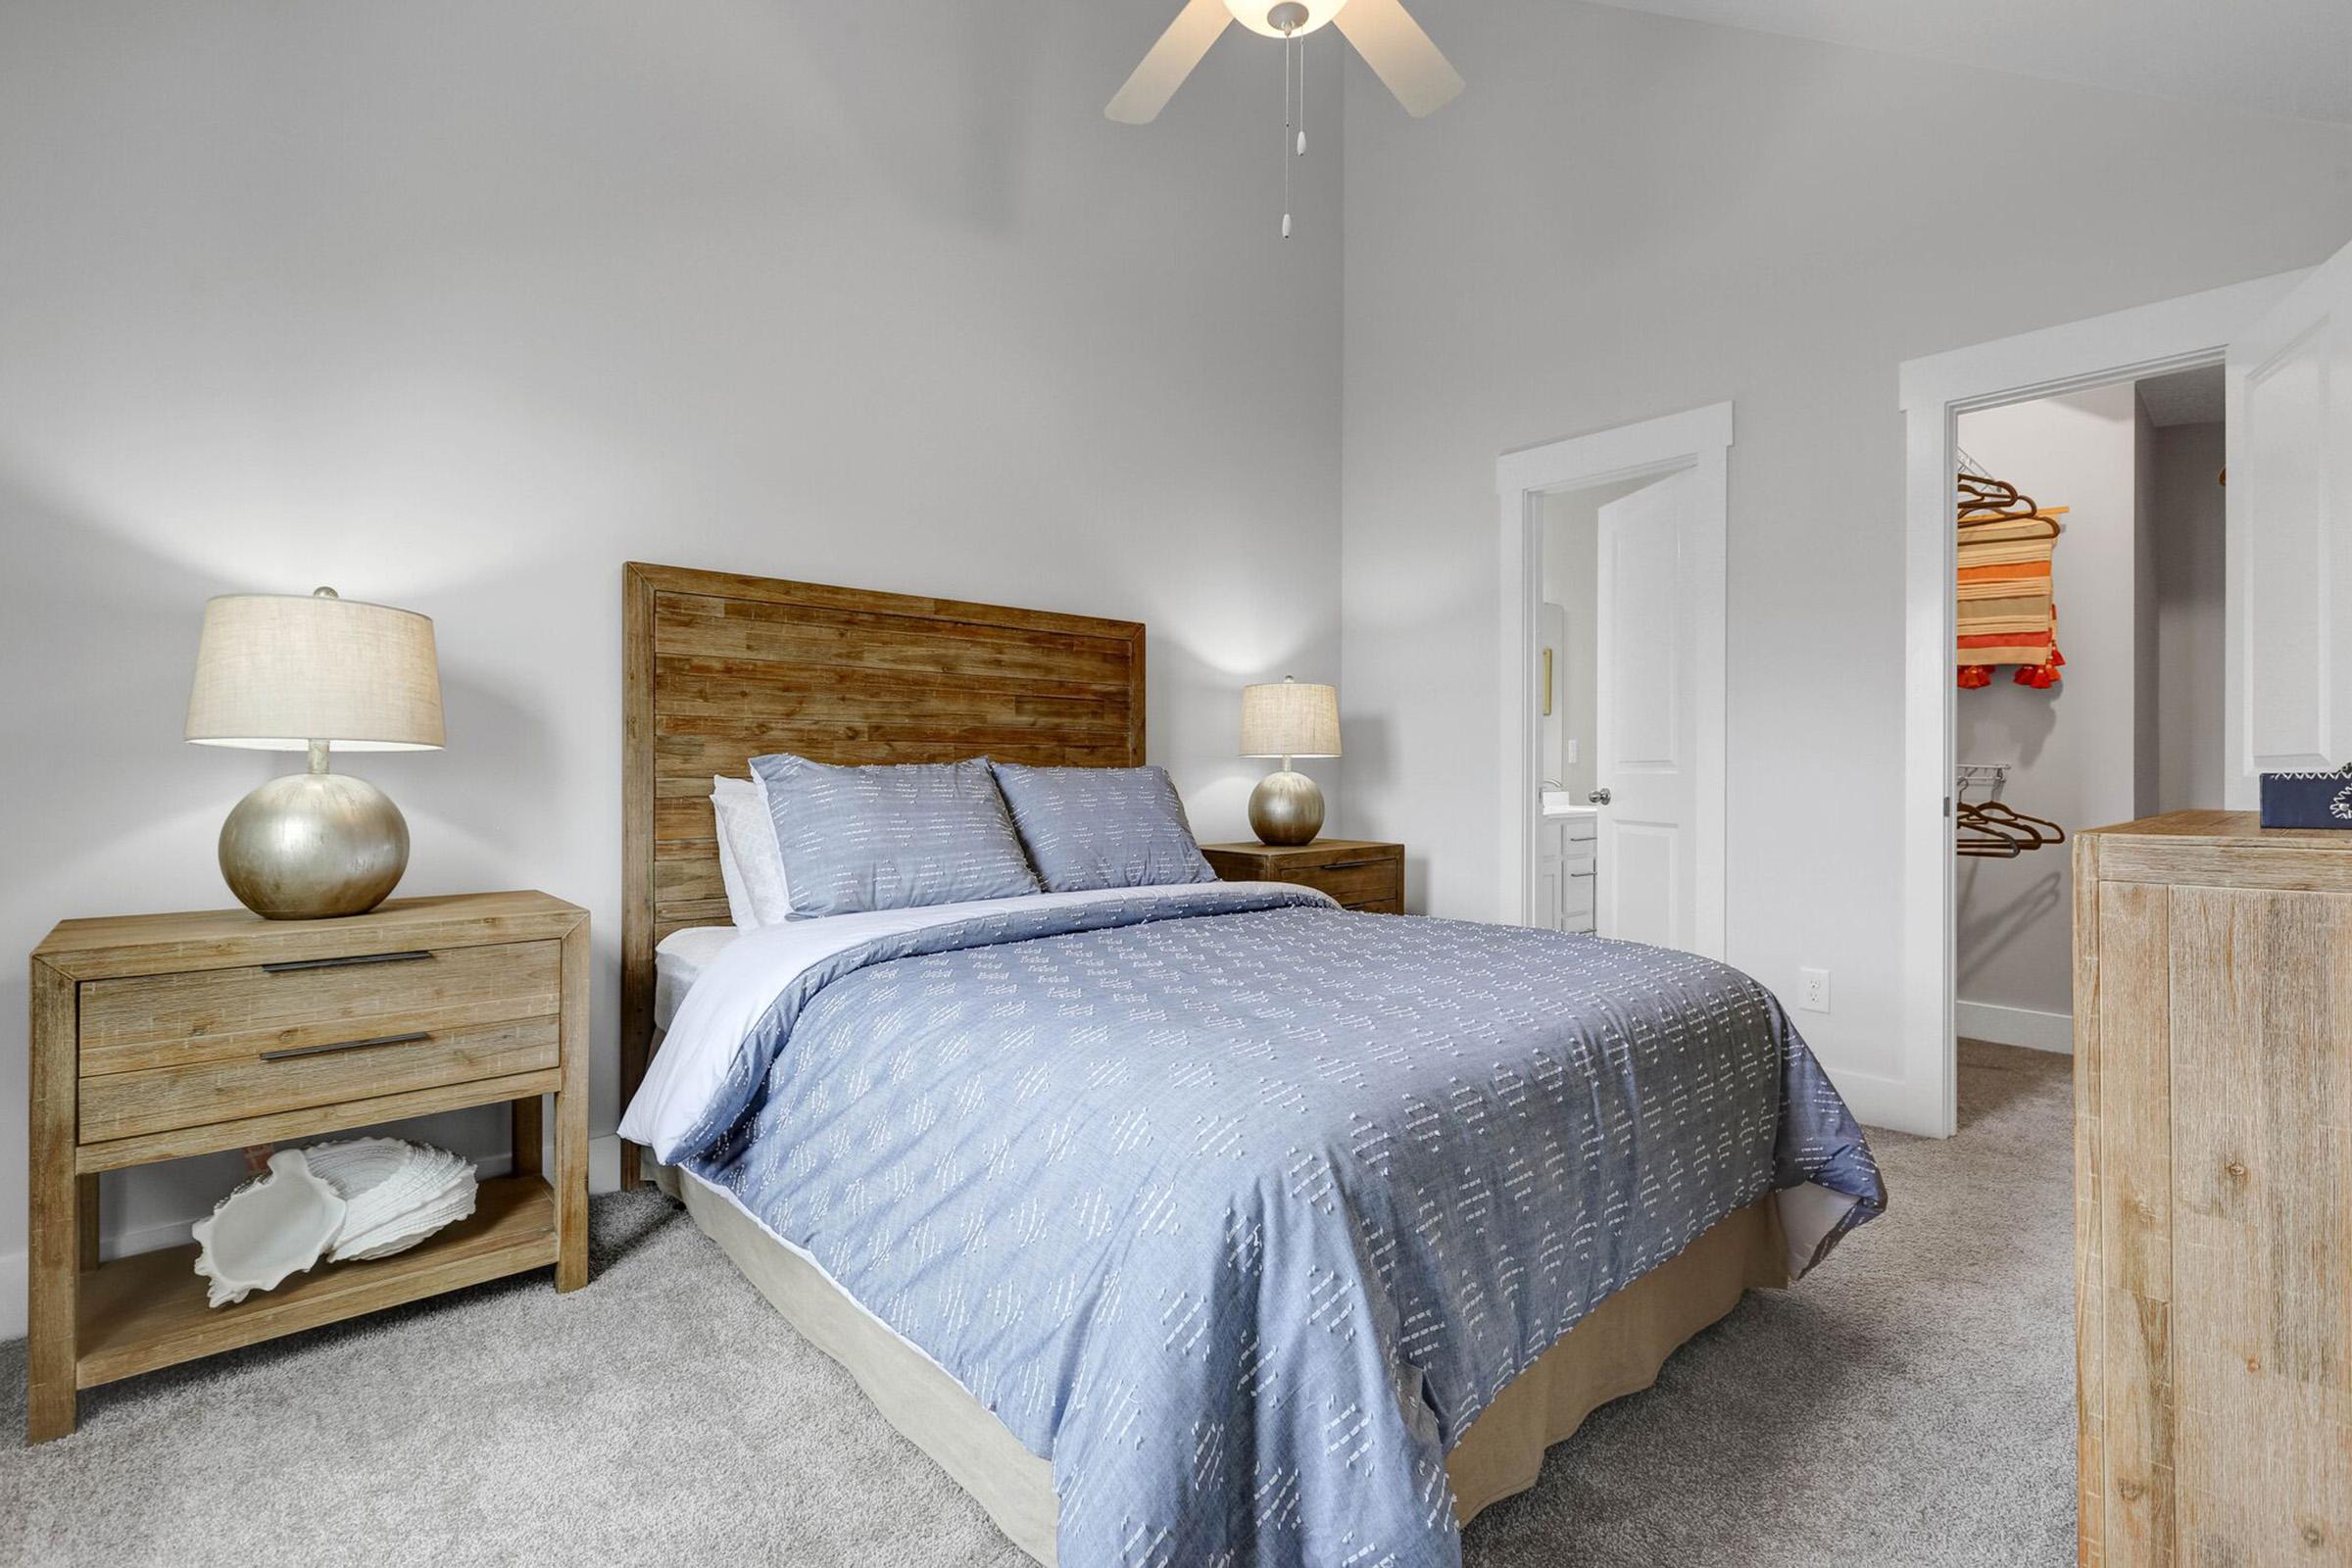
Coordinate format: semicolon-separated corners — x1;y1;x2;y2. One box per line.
262;950;433;975
1316;858;1387;870
260;1030;432;1062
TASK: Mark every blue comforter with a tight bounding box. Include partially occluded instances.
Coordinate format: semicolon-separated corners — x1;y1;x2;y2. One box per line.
674;887;1884;1567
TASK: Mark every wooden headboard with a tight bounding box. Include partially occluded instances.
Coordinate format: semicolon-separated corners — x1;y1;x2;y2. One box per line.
618;562;1147;1184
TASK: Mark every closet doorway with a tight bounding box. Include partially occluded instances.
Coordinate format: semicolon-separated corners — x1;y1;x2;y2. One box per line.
1886;240;2352;1137
1494;402;1731;959
1948;371;2226;1081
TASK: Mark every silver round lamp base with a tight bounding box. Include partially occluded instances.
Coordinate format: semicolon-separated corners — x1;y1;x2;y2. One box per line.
219;772;411;920
1249;768;1325;847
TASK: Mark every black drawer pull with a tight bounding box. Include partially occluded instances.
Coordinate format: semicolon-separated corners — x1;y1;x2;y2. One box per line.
1569;870;1595;880
1315;858;1388;871
261;1030;431;1062
263;950;432;975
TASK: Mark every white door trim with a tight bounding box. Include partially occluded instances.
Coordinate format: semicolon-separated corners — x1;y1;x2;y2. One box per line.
1494;401;1731;957
1892;270;2305;1138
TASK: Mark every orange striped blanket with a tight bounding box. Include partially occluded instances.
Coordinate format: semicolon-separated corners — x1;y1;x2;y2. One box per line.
1957;513;2063;689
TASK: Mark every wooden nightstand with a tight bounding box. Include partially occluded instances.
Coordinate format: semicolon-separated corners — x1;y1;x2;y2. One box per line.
1199;840;1405;913
25;890;588;1443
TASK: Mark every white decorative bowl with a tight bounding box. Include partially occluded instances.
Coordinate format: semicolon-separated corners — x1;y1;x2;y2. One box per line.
191;1149;347;1308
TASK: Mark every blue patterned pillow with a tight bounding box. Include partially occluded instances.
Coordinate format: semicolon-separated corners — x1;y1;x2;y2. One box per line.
989;761;1218;894
750;754;1043;917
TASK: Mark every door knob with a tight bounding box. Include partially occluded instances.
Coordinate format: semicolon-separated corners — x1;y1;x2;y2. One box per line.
1589;787;1611;806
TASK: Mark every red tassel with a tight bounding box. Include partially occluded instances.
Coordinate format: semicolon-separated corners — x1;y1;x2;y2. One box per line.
2014;660;2059;689
2011;604;2067;686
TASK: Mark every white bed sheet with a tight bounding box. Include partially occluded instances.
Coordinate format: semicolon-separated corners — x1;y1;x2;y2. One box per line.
655;925;740;1033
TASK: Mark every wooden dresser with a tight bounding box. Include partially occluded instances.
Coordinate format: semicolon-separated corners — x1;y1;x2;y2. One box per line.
1199;840;1405;913
26;891;588;1442
2073;812;2348;1564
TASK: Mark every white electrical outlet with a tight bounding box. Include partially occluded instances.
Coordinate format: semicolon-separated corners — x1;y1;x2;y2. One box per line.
1798;967;1832;1013
1564;739;1579;763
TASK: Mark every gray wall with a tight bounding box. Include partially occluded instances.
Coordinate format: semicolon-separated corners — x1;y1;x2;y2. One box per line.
0;1;1345;1309
2151;422;2230;813
1338;0;2352;1103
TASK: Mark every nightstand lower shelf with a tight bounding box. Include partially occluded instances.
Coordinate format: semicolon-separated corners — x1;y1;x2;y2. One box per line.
76;1175;557;1389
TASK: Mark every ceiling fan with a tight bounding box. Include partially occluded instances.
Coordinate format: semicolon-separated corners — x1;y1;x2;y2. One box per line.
1105;0;1464;125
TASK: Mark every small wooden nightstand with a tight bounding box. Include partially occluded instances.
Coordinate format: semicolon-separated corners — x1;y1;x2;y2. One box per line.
1199;840;1405;913
26;890;588;1443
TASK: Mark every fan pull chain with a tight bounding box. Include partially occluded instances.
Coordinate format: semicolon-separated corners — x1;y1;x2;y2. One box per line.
1281;30;1294;239
1297;31;1306;158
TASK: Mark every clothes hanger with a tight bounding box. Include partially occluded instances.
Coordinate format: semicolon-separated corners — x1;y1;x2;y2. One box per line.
1957;472;2028;514
1954;809;2030;858
1966;799;2066;846
1955;470;2066;537
1954;800;2063;857
1956;828;2024;858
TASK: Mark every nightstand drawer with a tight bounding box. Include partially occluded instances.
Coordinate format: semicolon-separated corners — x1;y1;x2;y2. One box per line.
1296;858;1402;906
77;1015;562;1145
1200;840;1406;911
78;941;562;1076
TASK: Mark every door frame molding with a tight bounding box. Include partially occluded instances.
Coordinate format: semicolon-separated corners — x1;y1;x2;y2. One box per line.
1892;270;2303;1138
1494;401;1731;958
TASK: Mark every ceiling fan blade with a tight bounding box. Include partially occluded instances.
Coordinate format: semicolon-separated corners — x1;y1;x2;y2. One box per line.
1105;0;1234;124
1332;0;1464;118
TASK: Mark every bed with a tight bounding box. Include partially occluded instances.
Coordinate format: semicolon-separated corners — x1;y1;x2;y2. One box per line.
614;563;1884;1568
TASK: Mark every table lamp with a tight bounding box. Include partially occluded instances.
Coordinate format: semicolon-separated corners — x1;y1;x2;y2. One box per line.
185;586;444;919
1240;676;1341;846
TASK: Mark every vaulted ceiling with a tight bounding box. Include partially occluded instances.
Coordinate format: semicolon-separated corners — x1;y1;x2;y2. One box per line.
1587;0;2352;125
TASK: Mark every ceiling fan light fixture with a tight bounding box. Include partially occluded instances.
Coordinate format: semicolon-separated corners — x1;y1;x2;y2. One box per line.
1226;0;1347;39
1104;0;1460;147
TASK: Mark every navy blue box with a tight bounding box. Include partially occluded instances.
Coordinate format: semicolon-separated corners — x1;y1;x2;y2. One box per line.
2260;767;2352;828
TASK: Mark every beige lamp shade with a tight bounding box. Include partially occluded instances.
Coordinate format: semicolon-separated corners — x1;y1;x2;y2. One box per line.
1240;677;1341;760
185;588;444;752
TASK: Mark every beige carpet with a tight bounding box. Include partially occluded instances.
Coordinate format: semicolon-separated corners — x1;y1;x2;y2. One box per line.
2;1041;2074;1566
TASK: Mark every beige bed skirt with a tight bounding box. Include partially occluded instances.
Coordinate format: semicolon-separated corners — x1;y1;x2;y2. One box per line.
659;1165;1790;1564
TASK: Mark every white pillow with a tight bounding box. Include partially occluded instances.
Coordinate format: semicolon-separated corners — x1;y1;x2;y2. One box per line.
710;775;793;927
712;797;755;926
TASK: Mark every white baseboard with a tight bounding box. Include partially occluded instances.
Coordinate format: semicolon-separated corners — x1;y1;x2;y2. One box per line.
0;1250;20;1347
1955;1000;2075;1055
1;1135;624;1344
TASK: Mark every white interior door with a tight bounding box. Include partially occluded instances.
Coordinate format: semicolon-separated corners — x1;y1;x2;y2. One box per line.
1595;469;1699;950
2227;235;2352;805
